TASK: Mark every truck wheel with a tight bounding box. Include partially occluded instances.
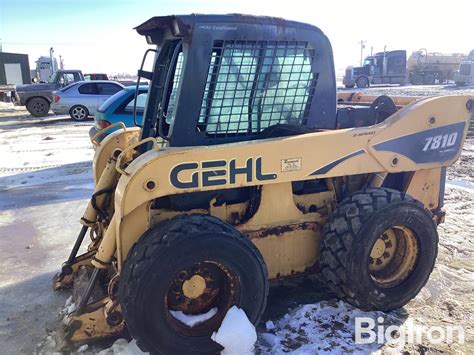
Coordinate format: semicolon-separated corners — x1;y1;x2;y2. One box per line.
423;74;436;85
356;76;369;88
411;74;424;85
118;214;268;354
455;82;466;87
26;97;50;117
69;105;89;121
320;188;438;311
344;84;355;89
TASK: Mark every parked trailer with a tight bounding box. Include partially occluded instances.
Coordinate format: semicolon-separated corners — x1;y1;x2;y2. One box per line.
408;49;467;85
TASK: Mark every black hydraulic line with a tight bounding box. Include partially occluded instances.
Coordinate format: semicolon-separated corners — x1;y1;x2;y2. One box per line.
90;187;115;222
65;225;88;266
76;268;100;314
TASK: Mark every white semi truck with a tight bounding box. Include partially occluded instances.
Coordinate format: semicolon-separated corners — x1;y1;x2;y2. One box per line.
454;50;474;86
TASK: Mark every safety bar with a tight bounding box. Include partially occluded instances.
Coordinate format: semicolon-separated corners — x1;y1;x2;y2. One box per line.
91;122;127;146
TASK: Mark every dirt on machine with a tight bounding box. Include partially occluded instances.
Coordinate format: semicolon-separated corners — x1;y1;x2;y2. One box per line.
51;14;473;354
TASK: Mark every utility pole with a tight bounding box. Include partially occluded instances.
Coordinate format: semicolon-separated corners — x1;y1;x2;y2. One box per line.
359;40;366;66
0;38;3;53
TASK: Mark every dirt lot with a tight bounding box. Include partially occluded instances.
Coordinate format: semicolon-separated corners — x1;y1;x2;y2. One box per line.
0;84;473;354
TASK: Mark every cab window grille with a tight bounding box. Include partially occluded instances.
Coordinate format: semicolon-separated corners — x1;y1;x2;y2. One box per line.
198;40;317;137
165;52;184;123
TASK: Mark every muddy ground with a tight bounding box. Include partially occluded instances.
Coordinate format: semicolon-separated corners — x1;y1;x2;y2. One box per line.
0;84;473;354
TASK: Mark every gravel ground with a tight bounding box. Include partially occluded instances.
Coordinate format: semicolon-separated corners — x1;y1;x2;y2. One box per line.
0;86;472;354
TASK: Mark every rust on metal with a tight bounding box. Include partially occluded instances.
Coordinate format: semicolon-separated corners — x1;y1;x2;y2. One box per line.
58;298;125;351
369;226;420;288
164;261;240;337
244;221;320;239
53;250;96;290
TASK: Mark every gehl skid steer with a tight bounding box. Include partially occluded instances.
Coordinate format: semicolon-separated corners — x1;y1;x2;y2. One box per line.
53;15;472;354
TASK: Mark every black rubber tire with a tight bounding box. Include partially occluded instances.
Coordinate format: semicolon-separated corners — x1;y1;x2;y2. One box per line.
69;105;89;121
118;214;268;354
423;74;436;85
320;188;438;311
455;82;466;87
344;84;355;89
411;74;424;85
356;76;369;88
26;97;50;117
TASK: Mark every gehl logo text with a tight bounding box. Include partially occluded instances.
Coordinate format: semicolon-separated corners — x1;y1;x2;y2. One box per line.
170;157;277;189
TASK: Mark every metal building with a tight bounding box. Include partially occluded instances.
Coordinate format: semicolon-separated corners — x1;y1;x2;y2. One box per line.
0;52;31;85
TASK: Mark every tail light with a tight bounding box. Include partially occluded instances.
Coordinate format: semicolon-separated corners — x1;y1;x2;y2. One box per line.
98;119;111;129
53;95;61;102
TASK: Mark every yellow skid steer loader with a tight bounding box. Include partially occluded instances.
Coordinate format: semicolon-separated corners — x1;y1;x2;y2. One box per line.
53;14;472;354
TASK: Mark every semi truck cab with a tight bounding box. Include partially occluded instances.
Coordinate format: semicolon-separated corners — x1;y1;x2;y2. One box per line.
454;50;474;87
343;50;407;88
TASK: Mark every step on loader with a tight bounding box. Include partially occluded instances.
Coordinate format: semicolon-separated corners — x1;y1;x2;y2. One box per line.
52;14;473;354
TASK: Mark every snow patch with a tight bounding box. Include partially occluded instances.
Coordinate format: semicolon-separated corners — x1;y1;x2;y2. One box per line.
265;320;275;331
170;307;218;327
97;338;147;355
211;306;257;355
61;295;77;315
38;335;61;355
0;210;15;226
255;300;403;354
77;344;89;353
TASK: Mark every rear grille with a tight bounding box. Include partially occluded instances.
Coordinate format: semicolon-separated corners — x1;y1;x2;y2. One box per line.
460;63;471;76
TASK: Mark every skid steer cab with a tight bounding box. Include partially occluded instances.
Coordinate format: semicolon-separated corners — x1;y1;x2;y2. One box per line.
53;14;473;353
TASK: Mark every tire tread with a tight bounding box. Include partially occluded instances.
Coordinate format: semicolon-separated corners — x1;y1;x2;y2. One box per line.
320;188;435;310
119;214;268;353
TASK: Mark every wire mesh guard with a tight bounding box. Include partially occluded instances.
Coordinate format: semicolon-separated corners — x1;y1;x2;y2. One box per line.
198;40;318;137
166;52;184;122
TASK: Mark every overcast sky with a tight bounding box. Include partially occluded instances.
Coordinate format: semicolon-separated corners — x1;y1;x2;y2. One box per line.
1;0;473;75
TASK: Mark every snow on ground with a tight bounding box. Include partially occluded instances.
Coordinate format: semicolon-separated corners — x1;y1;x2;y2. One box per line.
96;339;145;355
211;306;257;355
0;88;473;355
338;82;474;98
0;104;94;354
170;307;218;327
257;300;399;354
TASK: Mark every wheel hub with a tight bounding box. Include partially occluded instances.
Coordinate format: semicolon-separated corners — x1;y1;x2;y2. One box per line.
167;262;230;315
165;261;240;337
368;226;419;288
369;231;397;269
182;275;206;299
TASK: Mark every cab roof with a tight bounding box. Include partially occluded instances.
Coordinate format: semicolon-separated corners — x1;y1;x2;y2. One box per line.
135;14;326;45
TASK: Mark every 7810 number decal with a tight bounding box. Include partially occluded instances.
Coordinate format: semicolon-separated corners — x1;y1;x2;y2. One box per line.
422;132;458;152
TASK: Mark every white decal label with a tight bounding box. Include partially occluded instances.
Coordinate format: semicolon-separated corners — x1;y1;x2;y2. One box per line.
422;132;458;152
281;158;302;172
